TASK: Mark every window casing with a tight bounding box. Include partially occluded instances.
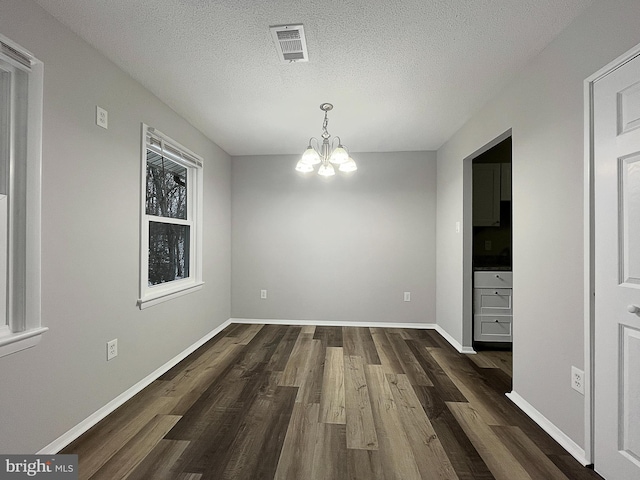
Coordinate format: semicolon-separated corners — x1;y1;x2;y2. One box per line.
138;125;203;308
0;35;45;357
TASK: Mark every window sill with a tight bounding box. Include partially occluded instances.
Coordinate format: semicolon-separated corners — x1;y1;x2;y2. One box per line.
138;281;204;309
0;326;48;358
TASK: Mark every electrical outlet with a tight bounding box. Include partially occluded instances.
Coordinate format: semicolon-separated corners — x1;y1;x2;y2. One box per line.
404;292;411;302
96;106;108;129
484;240;492;251
571;366;584;395
107;339;118;361
260;289;267;299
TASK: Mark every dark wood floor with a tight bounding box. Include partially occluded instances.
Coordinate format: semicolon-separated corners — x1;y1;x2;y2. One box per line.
62;324;602;479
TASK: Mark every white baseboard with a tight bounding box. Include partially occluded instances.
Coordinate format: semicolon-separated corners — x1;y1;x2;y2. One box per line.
37;319;233;454
229;317;438;330
506;391;588;466
434;325;476;354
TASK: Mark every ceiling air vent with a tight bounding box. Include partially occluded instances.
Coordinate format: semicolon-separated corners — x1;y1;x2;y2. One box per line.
270;24;309;63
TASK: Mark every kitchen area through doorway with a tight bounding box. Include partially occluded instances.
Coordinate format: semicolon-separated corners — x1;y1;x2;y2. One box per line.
472;136;512;350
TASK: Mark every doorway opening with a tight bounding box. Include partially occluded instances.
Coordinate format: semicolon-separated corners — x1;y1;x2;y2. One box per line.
462;130;513;374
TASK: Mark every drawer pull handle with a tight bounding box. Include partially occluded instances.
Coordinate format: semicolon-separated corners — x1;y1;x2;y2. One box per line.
494;291;499;295
494;319;499;323
628;305;640;314
495;275;500;278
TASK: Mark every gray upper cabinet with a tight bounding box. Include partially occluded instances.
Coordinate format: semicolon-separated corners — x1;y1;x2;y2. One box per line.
473;163;501;226
473;163;511;226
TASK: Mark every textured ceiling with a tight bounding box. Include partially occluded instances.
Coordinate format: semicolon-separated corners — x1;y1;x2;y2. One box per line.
35;0;593;155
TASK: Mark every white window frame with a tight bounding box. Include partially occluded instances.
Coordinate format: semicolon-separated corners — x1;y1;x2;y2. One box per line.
138;124;204;309
0;34;46;358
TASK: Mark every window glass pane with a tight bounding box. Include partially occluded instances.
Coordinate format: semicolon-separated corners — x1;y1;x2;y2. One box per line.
146;150;187;219
148;221;190;286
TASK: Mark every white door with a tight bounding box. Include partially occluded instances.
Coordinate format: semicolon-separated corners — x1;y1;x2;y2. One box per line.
594;51;640;479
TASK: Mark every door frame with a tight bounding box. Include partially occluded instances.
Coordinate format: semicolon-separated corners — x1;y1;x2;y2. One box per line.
584;41;640;466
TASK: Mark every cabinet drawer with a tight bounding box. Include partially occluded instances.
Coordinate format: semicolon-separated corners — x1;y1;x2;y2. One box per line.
474;288;512;315
474;271;512;288
474;315;512;342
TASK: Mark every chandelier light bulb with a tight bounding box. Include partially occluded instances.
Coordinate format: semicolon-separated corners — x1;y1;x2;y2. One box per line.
339;157;357;173
318;163;335;177
329;145;349;164
301;146;321;165
295;160;315;173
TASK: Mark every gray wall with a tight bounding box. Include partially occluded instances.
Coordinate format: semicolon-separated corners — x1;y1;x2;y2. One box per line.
0;0;231;453
231;152;436;324
436;0;640;450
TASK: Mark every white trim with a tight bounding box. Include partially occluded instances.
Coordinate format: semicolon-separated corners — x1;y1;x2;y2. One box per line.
506;391;589;466
435;324;476;354
0;326;47;358
38;320;233;454
137;281;204;309
230;317;438;330
583;42;640;466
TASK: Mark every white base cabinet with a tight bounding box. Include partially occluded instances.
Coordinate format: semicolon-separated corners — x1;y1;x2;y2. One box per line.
473;271;512;342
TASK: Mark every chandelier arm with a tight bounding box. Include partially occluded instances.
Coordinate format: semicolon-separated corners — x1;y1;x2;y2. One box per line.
308;137;321;151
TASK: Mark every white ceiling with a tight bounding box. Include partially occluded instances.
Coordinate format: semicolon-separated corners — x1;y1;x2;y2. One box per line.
35;0;593;156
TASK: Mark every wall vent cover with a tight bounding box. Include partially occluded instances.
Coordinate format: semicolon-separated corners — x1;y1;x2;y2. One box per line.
270;24;309;63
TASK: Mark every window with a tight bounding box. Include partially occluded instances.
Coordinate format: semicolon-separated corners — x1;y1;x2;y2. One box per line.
0;35;46;357
138;125;203;308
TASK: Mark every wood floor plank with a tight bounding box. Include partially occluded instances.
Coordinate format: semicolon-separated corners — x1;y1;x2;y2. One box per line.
158;336;244;397
267;325;302;372
370;327;405;374
229;323;264;345
311;423;348;480
365;364;422;480
219;374;297;480
90;414;181;480
468;351;500;369
344;354;378;450
491;425;570;480
295;338;324;404
413;386;495;480
405;340;467;402
274;403;320;480
314;326;343;347
429;347;505;425
319;347;346;424
126;439;190;480
343;327;381;365
386;332;434;386
387;373;458;479
483;350;513;378
63;395;179;479
403;328;443;347
447;402;532;480
280;326;317;386
347;449;385;480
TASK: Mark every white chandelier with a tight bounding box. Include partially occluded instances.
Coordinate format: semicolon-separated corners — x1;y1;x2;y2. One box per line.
295;103;357;176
